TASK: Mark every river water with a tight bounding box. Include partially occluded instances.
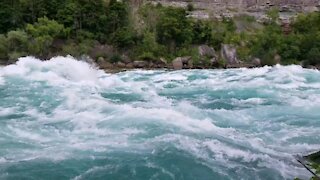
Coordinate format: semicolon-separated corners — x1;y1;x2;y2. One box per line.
0;56;319;180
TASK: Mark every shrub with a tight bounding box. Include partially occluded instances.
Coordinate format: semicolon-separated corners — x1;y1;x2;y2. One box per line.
26;17;65;38
62;40;93;57
306;48;320;65
109;54;122;63
156;7;193;49
6;30;28;52
0;35;8;59
187;3;194;11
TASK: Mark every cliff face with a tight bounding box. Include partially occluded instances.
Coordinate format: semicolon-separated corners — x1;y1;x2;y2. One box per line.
158;0;319;6
154;0;319;9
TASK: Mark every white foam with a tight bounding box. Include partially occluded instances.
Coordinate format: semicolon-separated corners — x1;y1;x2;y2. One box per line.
0;108;16;116
0;57;319;180
2;56;105;87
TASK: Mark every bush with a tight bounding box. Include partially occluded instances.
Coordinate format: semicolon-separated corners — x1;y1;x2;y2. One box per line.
192;20;213;44
26;17;65;38
306;48;320;65
6;30;29;52
62;40;93;57
8;51;27;61
0;35;8;59
156;7;193;49
109;54;122;63
187;3;194;11
136;31;165;60
138;52;156;61
25;17;66;56
111;27;135;48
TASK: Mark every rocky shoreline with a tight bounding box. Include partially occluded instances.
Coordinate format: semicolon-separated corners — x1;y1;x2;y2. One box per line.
2;43;319;73
94;44;265;72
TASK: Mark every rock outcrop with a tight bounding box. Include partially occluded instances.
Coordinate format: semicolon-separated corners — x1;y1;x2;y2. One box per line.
172;57;183;70
221;44;239;65
251;58;262;67
133;61;148;68
154;0;319;9
198;45;216;58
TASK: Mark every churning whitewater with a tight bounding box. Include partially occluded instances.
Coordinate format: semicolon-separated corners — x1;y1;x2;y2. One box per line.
0;56;319;180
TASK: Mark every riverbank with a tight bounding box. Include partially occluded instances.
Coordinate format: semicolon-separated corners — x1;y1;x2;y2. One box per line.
0;1;319;70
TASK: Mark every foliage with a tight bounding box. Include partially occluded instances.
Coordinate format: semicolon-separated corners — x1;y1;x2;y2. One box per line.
156;7;193;50
306;48;320;65
187;3;194;11
6;30;29;53
26;17;66;56
266;8;280;23
26;17;65;38
136;31;165;60
111;27;135;48
62;40;93;58
109;54;122;63
192;20;213;44
0;1;320;67
0;35;8;59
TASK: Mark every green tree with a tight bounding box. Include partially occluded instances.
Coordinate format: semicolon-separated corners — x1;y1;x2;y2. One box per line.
26;17;65;56
250;24;283;65
0;35;8;59
306;48;320;65
0;0;23;33
106;0;129;35
6;30;28;52
111;27;135;48
26;17;65;38
192;20;213;44
136;31;165;60
156;7;193;51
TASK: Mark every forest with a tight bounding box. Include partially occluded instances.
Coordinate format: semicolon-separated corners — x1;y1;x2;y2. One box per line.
0;0;320;67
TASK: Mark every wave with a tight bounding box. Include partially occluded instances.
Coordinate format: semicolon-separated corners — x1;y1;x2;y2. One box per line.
0;56;319;179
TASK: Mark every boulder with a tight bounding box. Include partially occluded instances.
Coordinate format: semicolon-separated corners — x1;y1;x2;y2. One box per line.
274;54;281;64
97;57;113;69
198;45;215;58
133;61;148;68
154;58;167;68
160;58;167;65
121;55;131;64
149;62;155;68
221;44;240;65
181;56;193;68
210;57;220;67
80;55;95;65
251;58;261;67
172;57;183;70
126;63;134;69
117;62;126;68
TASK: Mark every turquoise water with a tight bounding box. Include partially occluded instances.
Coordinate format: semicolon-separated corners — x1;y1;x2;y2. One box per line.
0;56;319;180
